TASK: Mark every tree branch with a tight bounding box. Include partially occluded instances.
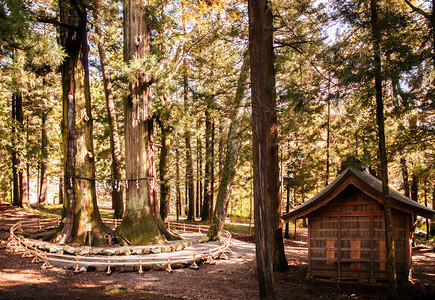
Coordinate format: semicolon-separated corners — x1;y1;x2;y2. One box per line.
36;16;79;31
403;0;430;19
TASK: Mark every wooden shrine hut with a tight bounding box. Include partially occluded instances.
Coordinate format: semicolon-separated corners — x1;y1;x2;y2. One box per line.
281;160;434;282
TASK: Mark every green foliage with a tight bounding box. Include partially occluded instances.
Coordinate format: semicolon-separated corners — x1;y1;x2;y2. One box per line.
0;0;432;227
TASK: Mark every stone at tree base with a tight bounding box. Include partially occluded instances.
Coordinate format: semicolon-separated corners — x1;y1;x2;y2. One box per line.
63;245;75;255
103;248;116;256
115;246;131;256
172;243;184;251
91;248;104;255
150;247;161;254
130;248;143;255
78;246;89;256
160;246;171;253
36;243;50;251
142;247;151;254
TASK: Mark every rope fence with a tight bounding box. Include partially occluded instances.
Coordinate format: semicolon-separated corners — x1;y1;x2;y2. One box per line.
7;218;232;274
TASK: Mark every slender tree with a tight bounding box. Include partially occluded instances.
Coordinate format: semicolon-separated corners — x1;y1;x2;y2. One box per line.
202;108;214;221
38;95;49;206
371;0;398;297
92;1;124;219
157;113;171;221
208;50;249;240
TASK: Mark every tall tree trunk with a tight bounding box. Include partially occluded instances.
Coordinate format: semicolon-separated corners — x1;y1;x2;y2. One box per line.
185;130;195;220
284;183;290;239
184;65;195;221
26;116;30;205
12;93;20;207
117;0;177;244
14;90;29;208
411;174;418;202
93;4;124;219
210;120;215;217
218;122;224;178
175;146;181;222
202;109;213;221
158;119;171;221
53;0;106;245
325;93;330;187
196;120;202;218
248;0;282;297
58;175;63;205
431;188;435;235
424;181;429;240
208;51;249;240
39;98;49;206
371;0;397;297
400;157;410;198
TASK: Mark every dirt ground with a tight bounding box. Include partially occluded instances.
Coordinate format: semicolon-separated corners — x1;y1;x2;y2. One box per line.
0;204;434;299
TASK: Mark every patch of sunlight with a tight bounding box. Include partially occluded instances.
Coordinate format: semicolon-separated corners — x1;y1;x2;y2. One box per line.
0;269;53;285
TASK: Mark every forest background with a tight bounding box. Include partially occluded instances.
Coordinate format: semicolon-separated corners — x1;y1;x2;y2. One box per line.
0;0;434;234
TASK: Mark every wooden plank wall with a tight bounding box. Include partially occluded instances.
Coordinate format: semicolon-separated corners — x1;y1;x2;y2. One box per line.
308;185;409;281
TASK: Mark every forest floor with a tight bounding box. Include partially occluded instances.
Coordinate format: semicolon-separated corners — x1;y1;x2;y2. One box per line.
0;203;434;300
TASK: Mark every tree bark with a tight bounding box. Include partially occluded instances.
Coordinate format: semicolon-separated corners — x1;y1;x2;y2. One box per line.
431;188;435;235
424;181;429;240
371;0;398;297
117;0;176;244
202;109;214;221
183;64;195;221
284;183;290;239
185;130;195;220
248;0;280;297
411;174;418;202
196;120;202;218
208;51;249;241
52;0;106;246
13;90;29;208
325;93;330;187
93;3;124;219
12;92;20;207
158;118;171;221
400;158;410;198
175;145;181;222
38;97;49;206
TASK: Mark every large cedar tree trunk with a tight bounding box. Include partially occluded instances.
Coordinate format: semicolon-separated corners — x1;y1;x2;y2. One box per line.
52;0;106;245
248;0;289;297
208;51;249;240
117;0;176;244
371;0;398;297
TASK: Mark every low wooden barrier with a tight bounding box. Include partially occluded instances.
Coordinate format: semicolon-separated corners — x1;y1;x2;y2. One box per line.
8;219;232;274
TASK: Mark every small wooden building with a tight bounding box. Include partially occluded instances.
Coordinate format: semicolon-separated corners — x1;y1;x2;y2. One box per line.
282;164;434;282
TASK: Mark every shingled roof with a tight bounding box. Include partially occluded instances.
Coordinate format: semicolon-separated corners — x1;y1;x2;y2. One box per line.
281;166;435;221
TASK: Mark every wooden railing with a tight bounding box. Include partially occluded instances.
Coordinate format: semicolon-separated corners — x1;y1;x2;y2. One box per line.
8;219;232;274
